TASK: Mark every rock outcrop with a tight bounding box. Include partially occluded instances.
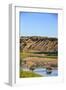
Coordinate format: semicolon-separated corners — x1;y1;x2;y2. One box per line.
20;36;58;52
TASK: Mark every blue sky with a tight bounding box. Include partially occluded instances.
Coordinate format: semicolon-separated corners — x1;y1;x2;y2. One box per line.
19;12;58;37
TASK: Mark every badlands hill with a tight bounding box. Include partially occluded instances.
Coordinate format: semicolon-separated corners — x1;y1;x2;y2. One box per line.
20;36;58;52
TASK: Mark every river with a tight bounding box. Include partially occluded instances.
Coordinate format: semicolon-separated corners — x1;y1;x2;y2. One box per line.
21;67;58;76
33;68;58;76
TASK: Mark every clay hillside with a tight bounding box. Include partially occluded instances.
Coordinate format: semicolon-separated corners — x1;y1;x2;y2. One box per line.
20;36;58;52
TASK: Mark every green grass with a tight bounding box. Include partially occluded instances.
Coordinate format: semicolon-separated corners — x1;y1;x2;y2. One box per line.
20;71;42;78
20;52;29;58
30;51;58;55
20;51;58;59
29;55;57;59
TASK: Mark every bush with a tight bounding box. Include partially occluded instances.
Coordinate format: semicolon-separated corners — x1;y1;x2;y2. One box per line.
29;65;36;71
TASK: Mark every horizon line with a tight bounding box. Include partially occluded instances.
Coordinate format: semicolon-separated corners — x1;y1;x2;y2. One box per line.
20;35;58;38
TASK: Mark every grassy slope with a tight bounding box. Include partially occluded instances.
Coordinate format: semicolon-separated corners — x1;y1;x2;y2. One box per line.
20;71;42;78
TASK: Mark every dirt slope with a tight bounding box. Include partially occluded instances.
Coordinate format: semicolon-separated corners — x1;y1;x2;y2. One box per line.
20;36;58;52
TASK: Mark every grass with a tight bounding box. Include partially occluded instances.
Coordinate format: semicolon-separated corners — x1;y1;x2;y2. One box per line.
29;55;57;59
20;71;42;78
20;51;57;78
20;51;58;78
20;52;30;58
30;51;58;55
20;51;58;59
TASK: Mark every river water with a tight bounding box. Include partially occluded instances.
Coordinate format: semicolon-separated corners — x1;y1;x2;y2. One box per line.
33;68;58;76
22;67;58;76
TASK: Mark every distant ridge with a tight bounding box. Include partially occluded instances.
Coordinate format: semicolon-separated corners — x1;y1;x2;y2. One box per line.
20;36;58;52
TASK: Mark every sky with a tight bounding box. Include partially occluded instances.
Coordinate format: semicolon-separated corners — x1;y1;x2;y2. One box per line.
19;12;58;37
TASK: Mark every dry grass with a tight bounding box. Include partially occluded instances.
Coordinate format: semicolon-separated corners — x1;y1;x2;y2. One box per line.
20;51;58;69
